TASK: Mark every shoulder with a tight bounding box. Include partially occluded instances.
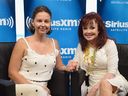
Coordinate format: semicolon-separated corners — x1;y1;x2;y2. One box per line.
105;39;116;46
75;43;83;53
14;38;28;49
15;38;24;46
77;43;82;50
51;38;60;49
104;39;117;51
51;38;58;43
50;38;60;50
77;43;81;47
17;36;33;45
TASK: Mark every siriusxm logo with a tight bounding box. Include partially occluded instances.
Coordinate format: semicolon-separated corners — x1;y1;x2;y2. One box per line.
60;48;76;55
26;16;80;28
51;19;80;27
105;21;128;28
26;16;31;28
0;16;14;28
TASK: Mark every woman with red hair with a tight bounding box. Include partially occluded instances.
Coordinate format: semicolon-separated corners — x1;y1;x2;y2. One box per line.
68;12;128;96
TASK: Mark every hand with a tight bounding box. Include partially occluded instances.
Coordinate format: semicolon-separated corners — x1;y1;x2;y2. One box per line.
87;83;99;96
66;60;78;72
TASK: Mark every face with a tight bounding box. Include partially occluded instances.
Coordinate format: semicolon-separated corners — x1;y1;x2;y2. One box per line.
32;11;51;34
82;20;99;43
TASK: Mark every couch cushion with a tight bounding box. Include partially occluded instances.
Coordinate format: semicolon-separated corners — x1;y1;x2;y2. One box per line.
0;79;16;96
0;42;15;79
117;44;128;80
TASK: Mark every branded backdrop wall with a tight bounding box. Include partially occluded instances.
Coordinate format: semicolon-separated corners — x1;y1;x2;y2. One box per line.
0;0;16;42
0;0;128;64
97;0;128;44
24;0;86;64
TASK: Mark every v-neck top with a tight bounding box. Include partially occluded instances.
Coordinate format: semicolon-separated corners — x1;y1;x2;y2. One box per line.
19;38;59;85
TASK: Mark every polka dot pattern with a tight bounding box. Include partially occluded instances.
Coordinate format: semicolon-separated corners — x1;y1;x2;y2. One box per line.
16;38;59;96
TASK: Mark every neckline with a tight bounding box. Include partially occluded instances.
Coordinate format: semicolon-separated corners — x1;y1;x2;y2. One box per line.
27;48;58;56
24;38;57;56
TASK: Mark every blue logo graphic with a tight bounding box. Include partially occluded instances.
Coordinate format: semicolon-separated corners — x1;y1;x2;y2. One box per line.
98;0;128;44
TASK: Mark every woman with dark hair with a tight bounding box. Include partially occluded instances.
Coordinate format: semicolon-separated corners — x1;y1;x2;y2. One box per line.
68;12;128;96
8;5;72;96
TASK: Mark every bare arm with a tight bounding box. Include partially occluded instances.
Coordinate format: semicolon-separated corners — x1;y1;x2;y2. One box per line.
53;39;72;71
53;39;65;70
8;38;30;84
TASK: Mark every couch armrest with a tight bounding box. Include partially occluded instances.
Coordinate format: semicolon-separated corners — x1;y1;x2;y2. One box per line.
0;79;16;96
48;69;69;96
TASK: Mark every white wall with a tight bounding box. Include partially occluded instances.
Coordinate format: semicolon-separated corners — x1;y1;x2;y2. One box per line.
86;0;97;13
15;0;25;40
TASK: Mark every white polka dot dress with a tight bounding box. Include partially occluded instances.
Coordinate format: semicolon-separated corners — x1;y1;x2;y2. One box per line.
16;38;58;96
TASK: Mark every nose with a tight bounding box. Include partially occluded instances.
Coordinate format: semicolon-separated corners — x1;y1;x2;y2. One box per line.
42;22;45;26
84;29;91;34
41;21;45;26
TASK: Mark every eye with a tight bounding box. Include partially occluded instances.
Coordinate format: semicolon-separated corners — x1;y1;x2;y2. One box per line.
90;26;95;29
37;19;42;22
82;27;87;30
44;19;50;23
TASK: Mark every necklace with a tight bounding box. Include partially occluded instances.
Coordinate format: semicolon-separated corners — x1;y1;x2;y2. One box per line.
84;46;96;75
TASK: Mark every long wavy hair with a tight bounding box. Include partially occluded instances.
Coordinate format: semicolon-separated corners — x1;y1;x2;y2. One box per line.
78;12;108;51
29;5;52;35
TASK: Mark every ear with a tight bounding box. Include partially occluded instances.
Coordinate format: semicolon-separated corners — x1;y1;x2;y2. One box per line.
31;19;34;27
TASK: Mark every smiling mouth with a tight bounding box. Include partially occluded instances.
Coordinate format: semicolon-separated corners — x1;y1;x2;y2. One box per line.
85;34;94;37
40;29;46;31
86;36;93;39
39;27;47;31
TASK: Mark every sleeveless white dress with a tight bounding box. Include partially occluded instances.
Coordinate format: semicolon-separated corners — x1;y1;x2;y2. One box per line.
16;38;59;96
74;39;128;96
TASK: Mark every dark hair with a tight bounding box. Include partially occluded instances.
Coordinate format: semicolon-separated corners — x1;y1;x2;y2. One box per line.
78;12;108;51
29;5;52;34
